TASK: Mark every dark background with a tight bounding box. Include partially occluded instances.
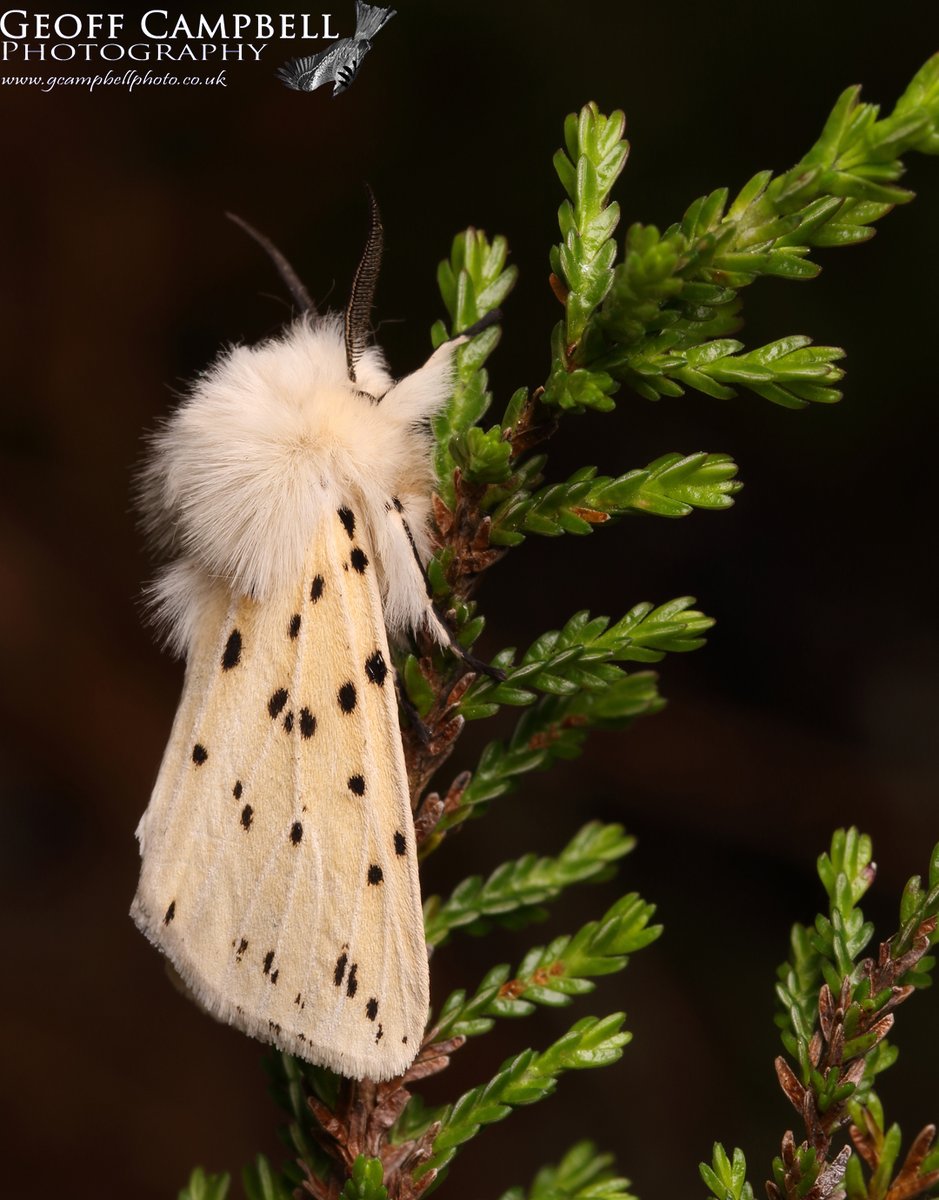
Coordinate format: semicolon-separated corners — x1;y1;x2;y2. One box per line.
1;1;937;1195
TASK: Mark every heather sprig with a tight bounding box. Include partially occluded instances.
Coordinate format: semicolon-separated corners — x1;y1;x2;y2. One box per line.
180;55;939;1200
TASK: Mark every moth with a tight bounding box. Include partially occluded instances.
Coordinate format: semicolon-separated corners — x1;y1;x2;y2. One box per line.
276;1;395;96
131;193;497;1081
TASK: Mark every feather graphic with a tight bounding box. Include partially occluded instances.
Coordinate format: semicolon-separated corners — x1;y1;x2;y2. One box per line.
276;2;396;95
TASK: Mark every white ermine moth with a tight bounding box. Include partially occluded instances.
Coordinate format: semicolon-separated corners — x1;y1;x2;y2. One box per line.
131;194;495;1081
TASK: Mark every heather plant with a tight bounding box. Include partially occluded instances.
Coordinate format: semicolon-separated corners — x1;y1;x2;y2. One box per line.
178;53;939;1200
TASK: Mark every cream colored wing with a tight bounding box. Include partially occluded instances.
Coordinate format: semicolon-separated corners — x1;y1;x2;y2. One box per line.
132;500;428;1081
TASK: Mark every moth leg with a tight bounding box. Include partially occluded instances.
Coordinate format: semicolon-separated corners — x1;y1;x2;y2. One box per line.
386;498;505;682
395;668;433;746
431;604;505;682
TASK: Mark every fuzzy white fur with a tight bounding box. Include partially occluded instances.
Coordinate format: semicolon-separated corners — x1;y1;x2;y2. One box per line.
142;315;458;654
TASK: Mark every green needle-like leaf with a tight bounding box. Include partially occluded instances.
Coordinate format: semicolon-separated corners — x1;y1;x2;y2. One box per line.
538;56;939;412
179;1168;231;1200
417;1015;632;1180
339;1157;388;1200
489;452;741;545
433;229;518;503
700;1145;756;1200
424;822;636;946
460;600;712;720
242;1156;293;1200
500;1140;637;1200
439;675;664;835
430;892;661;1041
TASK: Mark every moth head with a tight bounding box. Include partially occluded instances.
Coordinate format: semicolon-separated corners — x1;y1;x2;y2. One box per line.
227;200;391;406
226;194;497;435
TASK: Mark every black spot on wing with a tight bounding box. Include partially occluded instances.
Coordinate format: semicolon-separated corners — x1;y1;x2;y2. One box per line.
269;688;289;718
290;821;303;845
394;831;406;856
222;629;242;669
402;1035;408;1044
289;613;301;639
270;969;279;984
338;507;356;538
233;780;243;799
192;743;208;765
310;575;325;602
350;547;368;573
263;950;275;975
348;774;365;796
368;864;383;885
346;963;358;997
241;804;254;830
283;711;294;734
375;1024;383;1042
365;997;379;1021
334;952;348;986
299;708;316;739
392;496;403;512
365;650;387;686
164;900;176;924
338;682;357;713
235;938;248;962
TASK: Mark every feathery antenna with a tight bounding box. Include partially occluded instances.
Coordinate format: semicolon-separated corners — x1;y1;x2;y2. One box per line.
344;185;383;382
226;212;316;316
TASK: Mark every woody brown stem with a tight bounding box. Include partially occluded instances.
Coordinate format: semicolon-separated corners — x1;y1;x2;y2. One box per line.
767;917;937;1200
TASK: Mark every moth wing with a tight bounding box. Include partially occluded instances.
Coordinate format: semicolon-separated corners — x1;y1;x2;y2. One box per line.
132;501;428;1081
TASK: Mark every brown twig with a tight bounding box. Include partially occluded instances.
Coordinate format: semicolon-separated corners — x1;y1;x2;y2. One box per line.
297;1037;466;1199
767;917;937;1200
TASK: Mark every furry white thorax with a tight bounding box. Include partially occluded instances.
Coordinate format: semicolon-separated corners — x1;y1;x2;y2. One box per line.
143;315;456;656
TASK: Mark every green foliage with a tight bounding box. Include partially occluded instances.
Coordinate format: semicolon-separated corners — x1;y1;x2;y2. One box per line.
261;1053;337;1191
416;1015;632;1181
461;600;712;720
775;826;878;1062
490;452;741;545
545;103;629;410
764;831;939;1200
430;892;661;1040
181;55;939;1200
499;1141;638;1200
440;674;665;833
814;828;878;980
844;1102;939;1200
242;1156;293;1200
893;839;939;972
700;1144;755;1200
451;422;514;485
339;1157;388;1200
773;827;931;1089
432;229;518;503
536;58;939;413
611;334;844;409
424;821;636;946
179;1168;231;1200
